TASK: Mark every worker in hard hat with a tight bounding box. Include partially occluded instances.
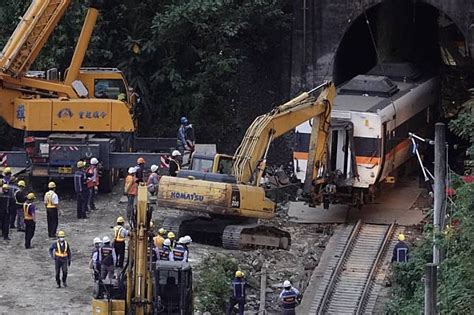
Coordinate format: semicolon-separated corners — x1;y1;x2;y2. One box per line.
279;280;302;314
124;167;138;221
90;237;102;281
153;228;167;248
226;270;248;315
86;157;100;210
147;164;160;195
14;180;27;231
135;157;146;183
0;184;12;240
167;231;176;248
181;235;192;261
74;161;89;219
23;193;37;248
49;230;71;288
177;116;195;155
392;233;409;263
96;236;116;282
113;216;129;268
168;150;182;177
156;238;174;261
172;237;189;262
44;181;60;238
1;167;14;185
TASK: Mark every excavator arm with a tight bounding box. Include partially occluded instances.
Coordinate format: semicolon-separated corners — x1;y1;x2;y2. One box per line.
232;81;336;185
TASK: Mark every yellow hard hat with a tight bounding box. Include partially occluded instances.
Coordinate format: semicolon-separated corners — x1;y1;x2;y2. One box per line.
2;184;9;190
17;180;26;187
3;167;11;174
159;228;167;236
117;216;125;224
57;230;65;237
27;192;35;200
167;231;175;239
76;161;84;168
48;181;56;189
398;233;405;241
235;270;244;278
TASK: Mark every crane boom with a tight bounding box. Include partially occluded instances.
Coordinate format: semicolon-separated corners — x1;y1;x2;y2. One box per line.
232;81;336;185
0;0;71;77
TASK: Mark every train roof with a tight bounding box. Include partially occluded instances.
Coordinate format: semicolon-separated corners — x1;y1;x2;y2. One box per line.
334;75;429;113
334;63;434;113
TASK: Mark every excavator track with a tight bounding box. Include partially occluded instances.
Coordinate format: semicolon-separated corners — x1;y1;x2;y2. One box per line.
162;216;291;250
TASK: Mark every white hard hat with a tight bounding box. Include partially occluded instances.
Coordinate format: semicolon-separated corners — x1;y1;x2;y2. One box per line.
183;235;192;244
90;157;99;165
164;239;171;246
128;167;137;174
283;280;291;288
151;164;159;172
102;236;111;243
172;150;181;157
93;237;101;244
178;237;185;244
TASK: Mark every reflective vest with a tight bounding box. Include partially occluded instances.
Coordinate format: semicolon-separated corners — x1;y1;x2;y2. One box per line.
86;166;99;188
114;226;125;242
231;279;246;298
124;175;137;195
23;203;34;220
280;289;297;309
172;244;186;261
45;190;57;208
55;241;69;258
101;246;114;266
14;189;24;206
159;246;171;261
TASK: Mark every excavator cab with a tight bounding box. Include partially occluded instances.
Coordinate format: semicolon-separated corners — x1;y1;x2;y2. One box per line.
155;261;193;314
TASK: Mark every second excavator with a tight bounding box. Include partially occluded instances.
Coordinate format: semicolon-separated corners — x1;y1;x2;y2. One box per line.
157;82;336;249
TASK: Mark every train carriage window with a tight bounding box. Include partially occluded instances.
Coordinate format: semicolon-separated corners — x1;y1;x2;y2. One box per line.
94;79;127;101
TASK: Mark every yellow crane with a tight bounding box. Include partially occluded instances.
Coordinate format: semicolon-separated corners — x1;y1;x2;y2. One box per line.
0;0;174;190
157;81;336;249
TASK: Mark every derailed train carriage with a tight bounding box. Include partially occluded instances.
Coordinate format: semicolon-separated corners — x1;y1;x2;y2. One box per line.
294;63;440;207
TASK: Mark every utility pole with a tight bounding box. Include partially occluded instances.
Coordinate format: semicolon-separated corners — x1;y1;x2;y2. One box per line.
433;122;446;265
424;263;437;315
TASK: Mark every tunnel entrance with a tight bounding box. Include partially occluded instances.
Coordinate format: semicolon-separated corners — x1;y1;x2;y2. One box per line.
333;0;471;85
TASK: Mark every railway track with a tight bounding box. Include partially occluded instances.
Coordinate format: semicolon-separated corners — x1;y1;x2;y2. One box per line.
313;220;396;314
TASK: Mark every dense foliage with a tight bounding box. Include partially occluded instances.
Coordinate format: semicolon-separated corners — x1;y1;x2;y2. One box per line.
0;0;291;153
386;112;474;313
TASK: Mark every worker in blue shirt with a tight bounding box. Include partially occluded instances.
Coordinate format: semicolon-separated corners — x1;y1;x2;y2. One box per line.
49;230;72;288
74;161;89;219
279;280;302;315
226;270;248;315
392;233;409;263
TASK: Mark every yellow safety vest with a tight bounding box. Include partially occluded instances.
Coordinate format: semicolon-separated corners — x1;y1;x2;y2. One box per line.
114;226;125;242
55;241;68;258
45;190;57;208
23;203;33;221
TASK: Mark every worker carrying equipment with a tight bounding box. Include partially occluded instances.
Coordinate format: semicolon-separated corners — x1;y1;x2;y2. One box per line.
113;216;129;268
44;182;60;238
279;280;302;315
226;270;248;315
392;233;409;263
49;230;71;288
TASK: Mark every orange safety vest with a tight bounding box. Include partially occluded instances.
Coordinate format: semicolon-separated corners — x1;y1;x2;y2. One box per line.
23;203;34;221
114;226;125;242
45;190;57;208
55;241;69;258
124;175;138;196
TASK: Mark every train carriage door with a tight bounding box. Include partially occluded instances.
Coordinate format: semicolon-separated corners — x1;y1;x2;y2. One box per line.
328;120;356;181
